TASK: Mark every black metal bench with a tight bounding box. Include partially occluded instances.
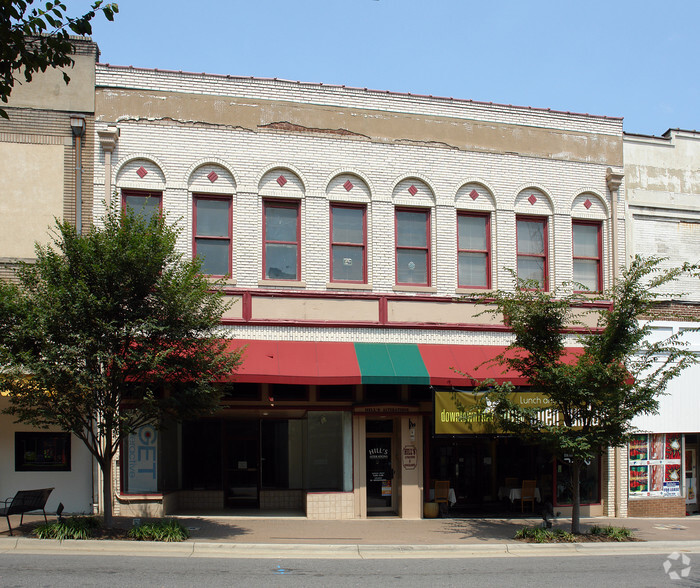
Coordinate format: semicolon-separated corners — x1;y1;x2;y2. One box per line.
0;488;54;536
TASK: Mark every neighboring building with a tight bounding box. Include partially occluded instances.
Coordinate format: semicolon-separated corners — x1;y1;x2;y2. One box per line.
625;129;700;517
93;64;627;519
0;37;99;514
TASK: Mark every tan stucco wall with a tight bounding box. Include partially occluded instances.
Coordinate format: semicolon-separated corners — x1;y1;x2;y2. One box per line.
96;88;622;166
251;296;379;322
388;300;500;325
0;142;64;258
7;54;96;113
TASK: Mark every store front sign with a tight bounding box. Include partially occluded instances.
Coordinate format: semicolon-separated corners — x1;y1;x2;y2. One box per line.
435;390;575;435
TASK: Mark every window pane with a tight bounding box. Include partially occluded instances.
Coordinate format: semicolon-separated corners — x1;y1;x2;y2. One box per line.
458;215;487;250
574;259;599;290
265;206;297;242
397;249;427;284
125;195;160;219
265;243;298;280
396;210;428;247
518;256;544;286
332;207;363;244
196;239;230;276
517;220;545;255
332;245;364;281
459;252;488;287
573;224;599;257
196;199;229;237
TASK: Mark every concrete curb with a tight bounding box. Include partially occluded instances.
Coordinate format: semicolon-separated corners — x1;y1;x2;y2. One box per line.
3;538;700;559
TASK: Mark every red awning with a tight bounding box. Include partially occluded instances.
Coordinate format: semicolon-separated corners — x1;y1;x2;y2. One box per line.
228;340;361;385
225;339;583;387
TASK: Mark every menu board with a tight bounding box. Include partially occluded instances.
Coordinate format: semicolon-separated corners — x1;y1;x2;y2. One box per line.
629;433;682;498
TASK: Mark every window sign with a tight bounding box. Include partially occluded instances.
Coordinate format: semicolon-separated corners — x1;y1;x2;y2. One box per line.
629;433;682;498
127;425;158;493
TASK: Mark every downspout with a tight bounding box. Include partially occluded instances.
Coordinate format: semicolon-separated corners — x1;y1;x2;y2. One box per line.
606;168;624;517
70;114;86;233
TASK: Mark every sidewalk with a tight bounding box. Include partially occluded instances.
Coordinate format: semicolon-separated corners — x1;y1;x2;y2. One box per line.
2;514;700;558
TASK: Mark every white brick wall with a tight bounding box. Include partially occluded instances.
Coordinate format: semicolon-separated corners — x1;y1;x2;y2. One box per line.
93;69;624;301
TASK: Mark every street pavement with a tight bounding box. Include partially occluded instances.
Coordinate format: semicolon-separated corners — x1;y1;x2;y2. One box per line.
2;513;700;558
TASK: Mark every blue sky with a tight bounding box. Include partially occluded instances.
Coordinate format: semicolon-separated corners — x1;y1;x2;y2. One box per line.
69;0;699;136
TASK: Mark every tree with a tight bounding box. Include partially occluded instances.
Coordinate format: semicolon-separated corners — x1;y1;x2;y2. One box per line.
0;1;118;119
469;257;697;534
0;203;242;527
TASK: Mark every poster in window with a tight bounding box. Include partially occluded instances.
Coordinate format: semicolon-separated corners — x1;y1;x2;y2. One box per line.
650;464;664;493
650;434;665;462
629;434;648;464
629;465;648;494
666;464;681;484
126;425;158;493
666;434;682;460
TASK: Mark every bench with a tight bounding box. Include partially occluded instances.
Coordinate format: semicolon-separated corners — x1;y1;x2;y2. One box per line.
0;488;53;536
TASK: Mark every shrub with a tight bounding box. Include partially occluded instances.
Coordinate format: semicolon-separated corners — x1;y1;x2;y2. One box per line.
127;519;189;542
514;525;576;543
589;525;633;541
34;516;102;540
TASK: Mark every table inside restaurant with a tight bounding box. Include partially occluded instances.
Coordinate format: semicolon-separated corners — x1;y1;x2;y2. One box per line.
497;485;541;503
429;488;457;505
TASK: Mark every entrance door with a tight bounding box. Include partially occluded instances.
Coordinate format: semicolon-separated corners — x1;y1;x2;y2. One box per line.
366;436;394;512
223;421;259;508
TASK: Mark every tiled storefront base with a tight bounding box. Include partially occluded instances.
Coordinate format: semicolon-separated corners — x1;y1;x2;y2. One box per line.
306;491;355;520
628;497;686;517
172;490;224;511
260;489;304;510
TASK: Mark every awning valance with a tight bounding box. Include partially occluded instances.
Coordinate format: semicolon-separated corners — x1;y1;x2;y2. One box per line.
226;340;582;387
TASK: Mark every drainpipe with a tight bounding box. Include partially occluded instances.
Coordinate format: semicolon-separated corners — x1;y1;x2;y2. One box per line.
70;114;86;234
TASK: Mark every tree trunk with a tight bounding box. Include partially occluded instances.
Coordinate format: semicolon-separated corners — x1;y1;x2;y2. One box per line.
102;428;114;528
571;459;581;535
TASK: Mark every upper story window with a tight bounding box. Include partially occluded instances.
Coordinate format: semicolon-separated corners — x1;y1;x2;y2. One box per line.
264;200;300;281
458;212;490;289
330;204;366;283
516;216;548;290
193;195;231;277
572;220;602;292
395;208;430;286
122;189;161;219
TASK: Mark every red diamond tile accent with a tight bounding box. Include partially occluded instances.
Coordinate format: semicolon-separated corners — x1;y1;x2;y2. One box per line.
343;179;354;192
584;199;592;209
408;185;418;196
470;189;479;201
277;175;287;187
136;166;148;178
207;171;219;183
528;194;537;205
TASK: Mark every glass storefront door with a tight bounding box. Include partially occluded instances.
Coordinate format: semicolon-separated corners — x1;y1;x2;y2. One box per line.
366;436;394;512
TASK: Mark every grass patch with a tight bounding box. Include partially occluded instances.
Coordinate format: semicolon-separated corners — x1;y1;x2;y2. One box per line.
127;519;189;542
589;524;633;541
33;516;102;540
514;526;576;543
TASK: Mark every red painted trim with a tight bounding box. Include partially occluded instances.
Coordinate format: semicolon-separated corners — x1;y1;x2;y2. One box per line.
329;203;367;284
572;220;603;293
262;199;301;281
192;193;232;277
395;207;431;286
516;215;549;291
457;211;491;289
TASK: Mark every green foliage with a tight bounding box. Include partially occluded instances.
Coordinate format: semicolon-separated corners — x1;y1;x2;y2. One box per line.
127;519;189;542
0;200;242;526
0;1;118;119
34;516;102;540
589;525;633;541
514;526;576;543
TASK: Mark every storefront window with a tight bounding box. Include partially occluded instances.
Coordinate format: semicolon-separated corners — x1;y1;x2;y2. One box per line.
15;432;71;472
555;455;600;505
306;411;352;491
629;433;683;498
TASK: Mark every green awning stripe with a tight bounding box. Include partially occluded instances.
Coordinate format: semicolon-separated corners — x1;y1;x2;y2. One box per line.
354;343;430;385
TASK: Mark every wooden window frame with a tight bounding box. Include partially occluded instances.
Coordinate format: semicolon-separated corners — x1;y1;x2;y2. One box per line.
263;199;301;281
395;207;431;287
516;215;549;291
457;211;491;289
330;203;367;284
192;194;232;277
572;220;603;292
